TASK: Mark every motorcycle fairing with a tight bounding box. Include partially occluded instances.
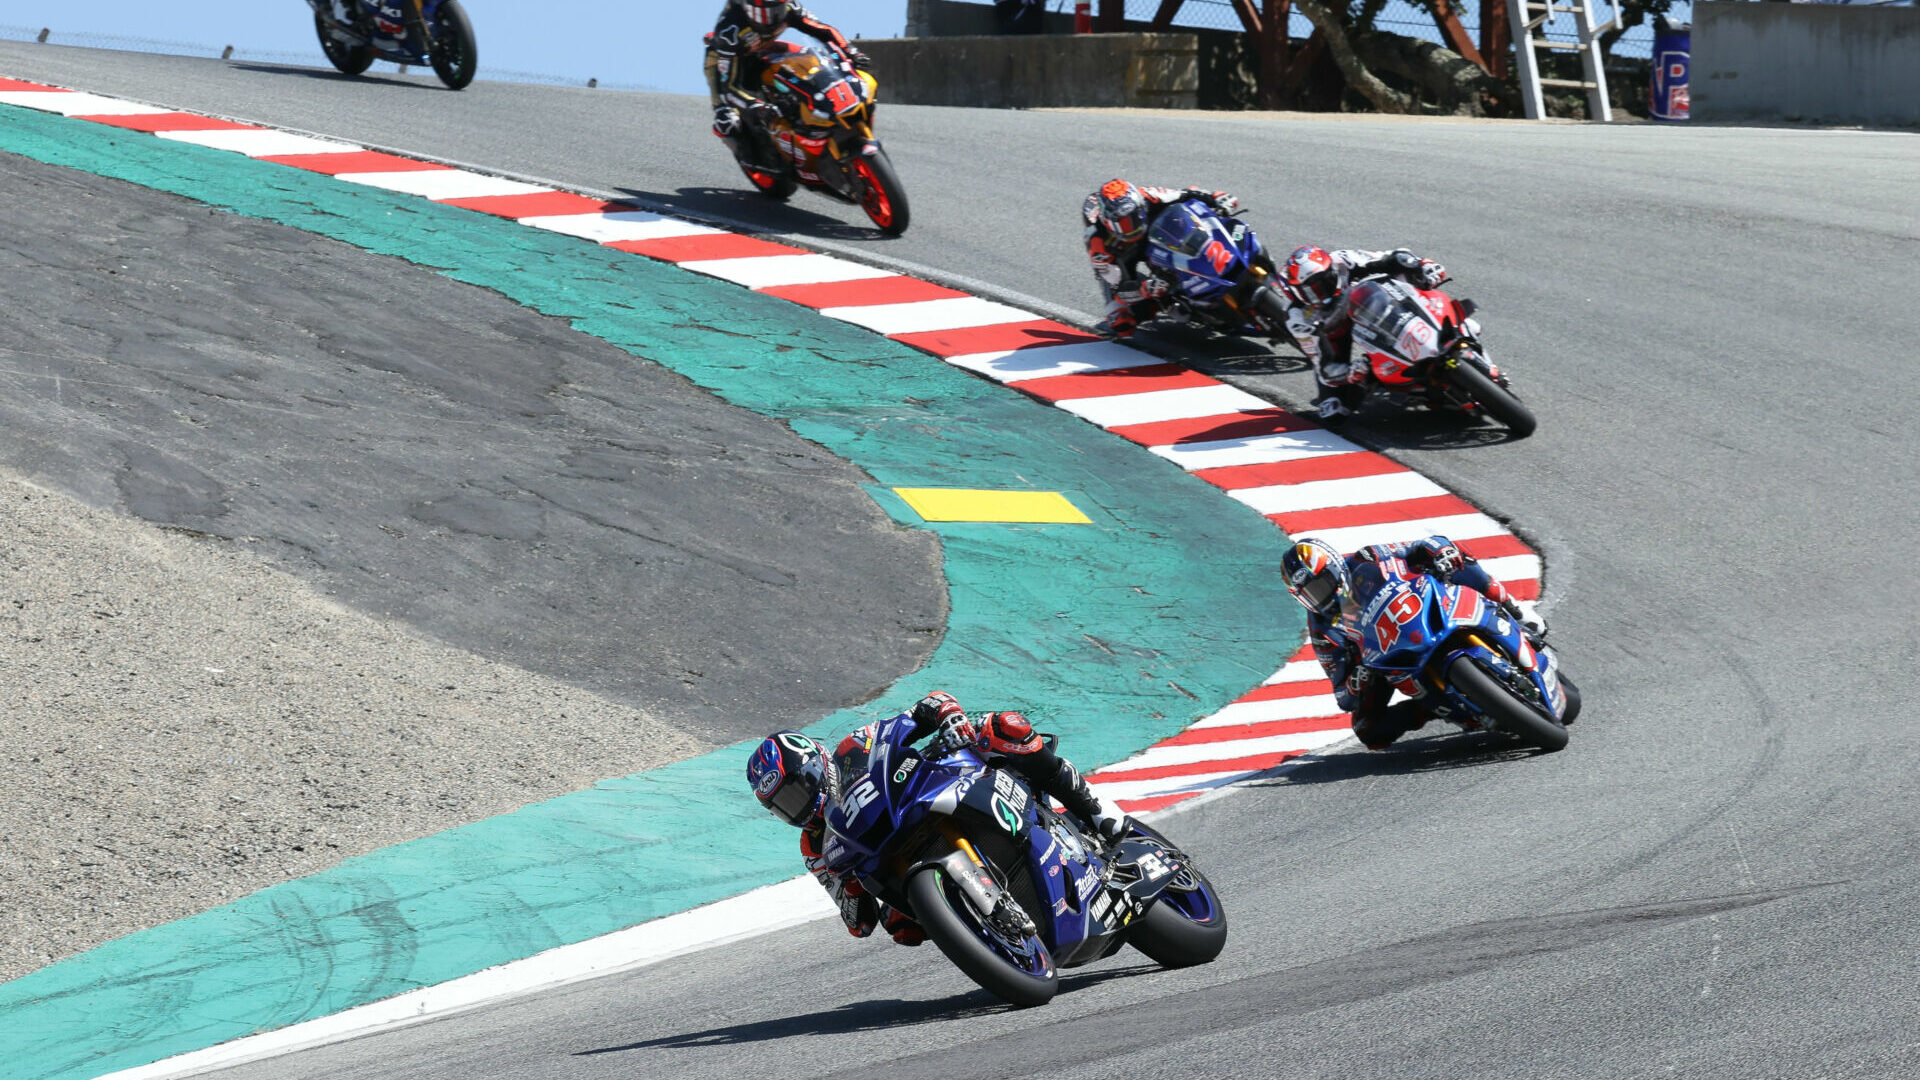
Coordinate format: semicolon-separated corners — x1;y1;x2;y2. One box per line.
311;0;448;63
1144;200;1260;308
825;712;1193;968
1347;565;1569;725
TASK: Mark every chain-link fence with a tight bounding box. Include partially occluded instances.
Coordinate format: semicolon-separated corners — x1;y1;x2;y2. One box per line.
1013;0;1686;58
0;23;666;91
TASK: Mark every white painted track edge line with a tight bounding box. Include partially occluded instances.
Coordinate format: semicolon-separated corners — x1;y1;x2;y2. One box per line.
95;877;839;1080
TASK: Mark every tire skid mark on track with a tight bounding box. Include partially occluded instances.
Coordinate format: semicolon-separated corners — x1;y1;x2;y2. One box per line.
0;73;1544;815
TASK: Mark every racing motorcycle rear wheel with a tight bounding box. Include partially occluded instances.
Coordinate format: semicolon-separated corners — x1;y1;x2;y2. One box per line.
1444;361;1536;438
1120;822;1228;968
428;0;478;91
739;161;798;201
852;151;910;237
907;864;1057;1007
1447;655;1569;752
315;14;374;76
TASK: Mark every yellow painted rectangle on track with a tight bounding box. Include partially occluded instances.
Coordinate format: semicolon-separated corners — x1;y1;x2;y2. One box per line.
892;488;1092;524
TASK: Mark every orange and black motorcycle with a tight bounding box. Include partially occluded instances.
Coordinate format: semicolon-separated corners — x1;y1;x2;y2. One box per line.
730;43;910;236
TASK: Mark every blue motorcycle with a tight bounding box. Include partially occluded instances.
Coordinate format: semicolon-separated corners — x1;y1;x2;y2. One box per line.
307;0;477;91
1143;198;1295;340
1342;558;1581;752
822;714;1227;1006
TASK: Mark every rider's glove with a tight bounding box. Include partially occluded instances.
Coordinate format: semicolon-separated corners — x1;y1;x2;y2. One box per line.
1139;276;1171;300
912;691;963;730
711;105;742;137
1418;260;1448;289
1412;539;1467;577
1188;188;1240;216
844;47;872;70
936;712;977;753
1102;298;1138;339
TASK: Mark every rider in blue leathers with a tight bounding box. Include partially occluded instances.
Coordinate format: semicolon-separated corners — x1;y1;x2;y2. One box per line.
1281;534;1545;749
747;692;1124;943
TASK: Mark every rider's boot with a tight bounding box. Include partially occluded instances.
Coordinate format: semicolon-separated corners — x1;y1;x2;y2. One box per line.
1049;760;1127;845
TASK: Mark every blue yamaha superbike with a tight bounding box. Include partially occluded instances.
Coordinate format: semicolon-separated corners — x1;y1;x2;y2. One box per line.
1143;198;1294;340
822;714;1227;1006
1343;558;1581;752
307;0;477;90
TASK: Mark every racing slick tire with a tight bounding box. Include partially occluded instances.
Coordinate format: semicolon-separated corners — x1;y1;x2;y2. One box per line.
853;149;910;237
1445;360;1536;438
740;161;798;201
1448;654;1569;752
1120;819;1228;967
907;864;1057;1007
315;15;375;76
428;0;478;90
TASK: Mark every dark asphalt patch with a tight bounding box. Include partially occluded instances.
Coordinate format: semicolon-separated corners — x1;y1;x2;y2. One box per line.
0;149;943;742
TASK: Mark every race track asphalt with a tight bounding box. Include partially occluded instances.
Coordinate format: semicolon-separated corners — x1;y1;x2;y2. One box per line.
4;43;1918;1080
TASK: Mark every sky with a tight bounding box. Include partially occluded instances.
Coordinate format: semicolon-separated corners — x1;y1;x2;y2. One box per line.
0;1;915;96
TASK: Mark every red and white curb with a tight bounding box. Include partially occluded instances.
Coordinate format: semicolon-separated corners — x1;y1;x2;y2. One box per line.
0;76;1543;811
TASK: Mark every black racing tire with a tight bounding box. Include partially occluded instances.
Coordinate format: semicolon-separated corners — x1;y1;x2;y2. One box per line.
1446;360;1536;438
428;0;478;90
907;866;1057;1007
1448;654;1569;752
853;149;910;237
1127;880;1229;968
315;14;374;76
1119;819;1228;968
1557;672;1583;725
740;160;798;201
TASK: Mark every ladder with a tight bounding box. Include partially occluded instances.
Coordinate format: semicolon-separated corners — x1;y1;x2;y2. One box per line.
1511;0;1621;121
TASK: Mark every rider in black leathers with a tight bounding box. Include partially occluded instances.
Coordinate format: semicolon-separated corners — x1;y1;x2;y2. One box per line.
704;1;867;167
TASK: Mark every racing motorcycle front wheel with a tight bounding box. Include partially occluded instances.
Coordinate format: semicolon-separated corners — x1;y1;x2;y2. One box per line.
1444;360;1536;438
1446;655;1568;752
852;150;910;237
1120;822;1228;968
315;15;374;76
428;0;478;90
907;864;1057;1007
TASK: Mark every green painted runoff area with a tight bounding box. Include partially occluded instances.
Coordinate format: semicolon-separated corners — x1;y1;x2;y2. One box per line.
0;104;1299;1080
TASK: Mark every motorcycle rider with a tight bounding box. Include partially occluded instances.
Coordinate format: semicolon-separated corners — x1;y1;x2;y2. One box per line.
746;691;1127;944
1278;245;1449;424
705;1;869;166
1082;179;1243;338
1280;535;1547;750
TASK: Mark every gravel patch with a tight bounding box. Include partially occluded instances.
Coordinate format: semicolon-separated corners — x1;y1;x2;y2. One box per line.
0;476;712;983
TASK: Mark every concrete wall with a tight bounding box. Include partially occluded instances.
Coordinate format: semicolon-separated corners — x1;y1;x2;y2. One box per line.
1694;1;1920;126
860;32;1202;109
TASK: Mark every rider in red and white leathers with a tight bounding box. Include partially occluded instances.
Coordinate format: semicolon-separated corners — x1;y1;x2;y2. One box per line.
704;2;866;161
1281;535;1548;750
1278;246;1448;424
1082;179;1242;338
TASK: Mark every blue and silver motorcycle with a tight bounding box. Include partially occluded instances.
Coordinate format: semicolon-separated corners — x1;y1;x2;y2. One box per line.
307;0;477;91
1342;557;1582;752
1142;198;1294;340
822;714;1228;1006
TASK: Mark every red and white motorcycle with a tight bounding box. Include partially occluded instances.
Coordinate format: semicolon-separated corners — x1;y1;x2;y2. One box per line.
1345;277;1536;438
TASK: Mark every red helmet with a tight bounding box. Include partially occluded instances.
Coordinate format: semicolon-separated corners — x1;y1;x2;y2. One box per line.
741;0;792;27
1095;179;1150;244
1282;246;1341;308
